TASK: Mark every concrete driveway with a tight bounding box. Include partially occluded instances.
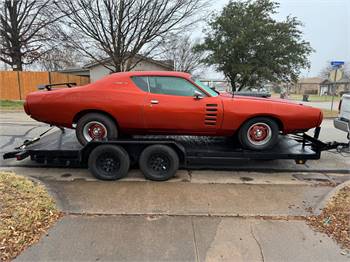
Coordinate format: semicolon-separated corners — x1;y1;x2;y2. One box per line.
0;111;349;261
10;168;349;262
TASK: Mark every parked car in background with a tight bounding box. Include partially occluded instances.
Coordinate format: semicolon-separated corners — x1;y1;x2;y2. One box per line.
334;93;350;139
24;71;323;151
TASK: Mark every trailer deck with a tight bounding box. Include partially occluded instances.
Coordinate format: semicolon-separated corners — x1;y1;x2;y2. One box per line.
3;128;321;168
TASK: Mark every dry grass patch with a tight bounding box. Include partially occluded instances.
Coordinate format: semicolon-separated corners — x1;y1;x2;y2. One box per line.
0;172;61;261
322;109;338;118
307;186;350;251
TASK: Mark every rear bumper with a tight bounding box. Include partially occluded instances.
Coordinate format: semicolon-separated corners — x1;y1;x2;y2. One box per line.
333;118;350;133
23;100;30;115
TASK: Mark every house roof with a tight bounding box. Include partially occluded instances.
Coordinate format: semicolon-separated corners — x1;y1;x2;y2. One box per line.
57;68;90;76
108;71;191;78
297;77;326;84
320;77;350;85
84;54;174;70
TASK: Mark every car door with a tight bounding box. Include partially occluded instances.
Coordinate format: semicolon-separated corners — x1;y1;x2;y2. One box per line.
140;76;223;134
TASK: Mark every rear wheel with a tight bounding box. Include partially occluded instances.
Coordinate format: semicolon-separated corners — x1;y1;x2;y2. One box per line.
139;145;179;181
238;117;279;151
88;145;130;180
76;113;118;145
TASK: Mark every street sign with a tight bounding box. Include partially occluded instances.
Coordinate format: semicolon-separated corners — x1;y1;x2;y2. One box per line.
329;61;344;112
329;69;343;82
331;61;345;68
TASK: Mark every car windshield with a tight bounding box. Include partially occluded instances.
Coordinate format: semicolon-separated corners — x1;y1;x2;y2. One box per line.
193;79;219;97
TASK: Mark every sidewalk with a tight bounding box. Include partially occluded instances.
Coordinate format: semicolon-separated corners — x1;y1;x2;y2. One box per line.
12;173;350;262
16;215;348;262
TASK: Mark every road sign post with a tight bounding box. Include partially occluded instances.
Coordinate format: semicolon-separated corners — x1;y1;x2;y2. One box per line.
331;69;337;111
330;61;344;111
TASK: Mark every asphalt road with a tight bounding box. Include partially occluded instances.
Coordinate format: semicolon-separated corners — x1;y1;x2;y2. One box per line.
301;101;340;110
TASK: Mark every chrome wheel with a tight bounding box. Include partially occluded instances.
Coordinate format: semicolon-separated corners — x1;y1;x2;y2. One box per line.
83;121;107;142
247;122;272;146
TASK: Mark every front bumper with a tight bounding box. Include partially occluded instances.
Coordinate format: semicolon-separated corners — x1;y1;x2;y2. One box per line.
333;118;350;133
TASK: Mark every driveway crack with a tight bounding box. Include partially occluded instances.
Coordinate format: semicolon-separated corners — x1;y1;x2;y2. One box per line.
191;217;200;262
250;224;265;262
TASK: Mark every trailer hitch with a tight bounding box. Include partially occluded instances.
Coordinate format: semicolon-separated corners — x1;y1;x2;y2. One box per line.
15;127;54;150
290;126;349;153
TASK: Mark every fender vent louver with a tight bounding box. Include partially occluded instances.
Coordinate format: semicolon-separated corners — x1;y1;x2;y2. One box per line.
205;104;218;126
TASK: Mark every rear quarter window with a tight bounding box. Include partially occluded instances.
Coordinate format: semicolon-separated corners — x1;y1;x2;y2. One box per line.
131;76;149;92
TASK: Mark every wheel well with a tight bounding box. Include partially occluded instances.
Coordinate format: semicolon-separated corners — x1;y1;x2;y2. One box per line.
239;115;284;132
73;110;119;128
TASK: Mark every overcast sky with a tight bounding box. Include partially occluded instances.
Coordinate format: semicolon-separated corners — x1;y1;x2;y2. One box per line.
199;0;350;78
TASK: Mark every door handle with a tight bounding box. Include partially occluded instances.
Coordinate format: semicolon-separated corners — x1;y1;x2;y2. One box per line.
150;100;159;104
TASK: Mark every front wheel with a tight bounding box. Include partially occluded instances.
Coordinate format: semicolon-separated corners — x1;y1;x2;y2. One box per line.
238;117;279;151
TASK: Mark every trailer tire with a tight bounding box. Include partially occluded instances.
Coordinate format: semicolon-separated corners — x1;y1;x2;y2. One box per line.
139;145;179;181
88;145;129;180
238;117;279;151
76;113;118;146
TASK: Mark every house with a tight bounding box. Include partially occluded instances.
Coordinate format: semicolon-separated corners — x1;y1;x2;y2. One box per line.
294;77;326;95
319;77;350;95
57;67;90;77
59;55;173;83
85;55;173;82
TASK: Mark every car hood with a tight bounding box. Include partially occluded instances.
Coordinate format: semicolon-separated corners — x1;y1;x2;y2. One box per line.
219;92;305;106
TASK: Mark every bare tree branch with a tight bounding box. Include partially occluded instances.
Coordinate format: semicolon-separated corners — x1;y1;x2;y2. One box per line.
0;0;64;71
57;0;208;72
159;34;205;74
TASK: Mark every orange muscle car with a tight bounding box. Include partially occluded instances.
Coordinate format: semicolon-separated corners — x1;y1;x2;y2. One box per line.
24;71;323;150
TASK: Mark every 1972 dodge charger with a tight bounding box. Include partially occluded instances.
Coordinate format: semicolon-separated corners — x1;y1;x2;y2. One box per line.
24;71;323;150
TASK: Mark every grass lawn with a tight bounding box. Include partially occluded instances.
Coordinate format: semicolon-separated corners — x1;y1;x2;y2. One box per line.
0;100;24;110
0;172;61;261
287;94;341;102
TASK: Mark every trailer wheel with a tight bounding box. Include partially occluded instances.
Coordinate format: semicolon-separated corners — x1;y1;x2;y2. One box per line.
88;145;129;180
139;145;179;181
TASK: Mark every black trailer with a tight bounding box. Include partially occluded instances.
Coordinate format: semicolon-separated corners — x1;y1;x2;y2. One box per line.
3;127;348;181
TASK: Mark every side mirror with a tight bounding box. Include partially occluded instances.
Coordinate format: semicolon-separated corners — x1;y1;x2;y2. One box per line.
194;90;204;100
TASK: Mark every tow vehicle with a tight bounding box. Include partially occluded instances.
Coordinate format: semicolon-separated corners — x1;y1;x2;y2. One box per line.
3;126;349;181
334;93;350;139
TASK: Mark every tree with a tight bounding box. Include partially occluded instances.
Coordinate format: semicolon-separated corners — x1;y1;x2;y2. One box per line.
319;63;350;80
159;34;204;74
35;45;86;71
195;0;313;90
57;0;208;73
0;0;62;71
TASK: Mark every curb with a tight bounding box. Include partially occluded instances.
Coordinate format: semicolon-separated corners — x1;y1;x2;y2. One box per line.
314;179;350;215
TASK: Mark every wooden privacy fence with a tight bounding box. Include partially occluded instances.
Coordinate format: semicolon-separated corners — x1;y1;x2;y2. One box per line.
0;71;90;100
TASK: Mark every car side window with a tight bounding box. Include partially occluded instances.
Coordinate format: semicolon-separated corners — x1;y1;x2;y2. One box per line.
148;76;205;97
131;76;149;92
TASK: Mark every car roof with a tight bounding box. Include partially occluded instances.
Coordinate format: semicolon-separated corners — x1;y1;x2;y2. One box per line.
110;71;192;79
